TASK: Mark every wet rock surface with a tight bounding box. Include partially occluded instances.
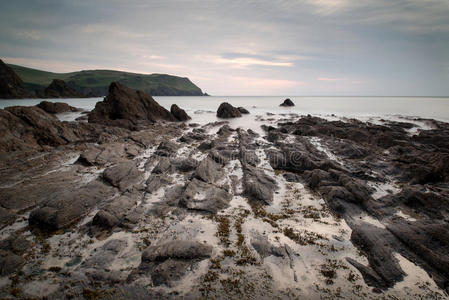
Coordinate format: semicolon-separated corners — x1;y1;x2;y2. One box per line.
0;108;448;299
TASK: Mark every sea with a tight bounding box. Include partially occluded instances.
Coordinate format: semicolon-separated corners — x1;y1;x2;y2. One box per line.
1;96;449;131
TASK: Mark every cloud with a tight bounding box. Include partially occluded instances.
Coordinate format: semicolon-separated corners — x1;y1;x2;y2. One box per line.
212;56;294;68
317;77;342;81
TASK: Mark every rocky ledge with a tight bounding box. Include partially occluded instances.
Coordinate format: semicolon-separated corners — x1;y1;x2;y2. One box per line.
0;99;448;299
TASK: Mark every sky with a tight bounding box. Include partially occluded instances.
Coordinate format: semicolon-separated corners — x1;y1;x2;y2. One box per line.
0;0;448;96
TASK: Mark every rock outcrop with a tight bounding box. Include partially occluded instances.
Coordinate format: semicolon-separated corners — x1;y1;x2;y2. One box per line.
89;82;176;129
38;79;85;98
217;102;242;118
170;104;191;121
0;59;32;99
36;101;81;114
238;107;250;114
280;98;295;107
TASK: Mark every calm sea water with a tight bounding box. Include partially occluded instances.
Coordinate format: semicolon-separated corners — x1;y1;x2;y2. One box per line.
1;96;449;125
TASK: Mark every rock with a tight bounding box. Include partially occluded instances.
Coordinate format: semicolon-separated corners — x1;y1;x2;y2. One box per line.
0;234;31;255
170;104;191;121
103;161;143;191
280;98;295;107
0;250;25;276
283;172;302;182
28;179;115;230
216;102;242;119
137;240;213;286
0;59;32;99
89;82;176;129
92;210;120;229
198;141;214;151
82;239;127;269
142;240;213;262
238;107;250;114
152;157;172;174
251;236;286;258
171;157;198;172
242;150;260;167
155;141;179;157
36;101;80;114
242;165;277;205
181;178;231;213
350;224;405;288
146;175;173;193
194;157;224;184
39;79;85;98
346;257;384;288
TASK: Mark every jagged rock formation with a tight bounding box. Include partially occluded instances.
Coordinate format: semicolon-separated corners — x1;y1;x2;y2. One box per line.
171;104;191;121
238;107;250;114
280;98;295;107
217;102;242;118
88;82;176;129
0;59;32;99
38;79;85;98
36;101;81;114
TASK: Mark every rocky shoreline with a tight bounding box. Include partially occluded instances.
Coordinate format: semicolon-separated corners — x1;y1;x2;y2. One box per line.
0;84;448;299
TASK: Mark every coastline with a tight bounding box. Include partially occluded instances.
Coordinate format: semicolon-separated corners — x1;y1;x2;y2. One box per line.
0;93;448;298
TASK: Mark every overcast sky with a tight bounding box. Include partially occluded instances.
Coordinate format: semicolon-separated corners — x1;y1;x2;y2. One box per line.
1;0;448;95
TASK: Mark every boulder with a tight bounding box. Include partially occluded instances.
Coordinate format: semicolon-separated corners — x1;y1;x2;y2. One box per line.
280;98;295;107
36;101;80;114
216;102;242;119
170;104;191;121
181;178;231;213
103;161;143;191
238;107;250;114
0;59;32;99
137;240;213;286
194;157;224;184
89;82;176;129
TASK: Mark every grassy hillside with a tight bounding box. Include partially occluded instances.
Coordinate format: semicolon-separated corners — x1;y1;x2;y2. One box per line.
8;64;205;96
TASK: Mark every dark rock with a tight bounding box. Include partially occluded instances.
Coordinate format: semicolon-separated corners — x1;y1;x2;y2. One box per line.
29;179;115;230
198;141;214;151
238;107;250;114
242;165;277;205
155;141;179;156
181;178;231;213
170;104;191;121
146;175;173;193
171;157;198;172
350;224;405;288
137;240;213;286
283;172;302;182
0;59;32;99
216;102;242;119
0;250;25;276
36;101;80;114
152;157;172;174
92;210;120;229
89;82;176;129
103;161;143;191
194;157;224;184
142;240;213;262
40;79;85;98
280;98;295;107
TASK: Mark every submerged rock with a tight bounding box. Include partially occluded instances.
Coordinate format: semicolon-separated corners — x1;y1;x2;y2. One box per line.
170;104;191;121
217;102;242;119
280;98;295;107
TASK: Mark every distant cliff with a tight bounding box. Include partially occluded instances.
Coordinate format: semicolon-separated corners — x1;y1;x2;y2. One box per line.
7;63;206;97
0;59;33;99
